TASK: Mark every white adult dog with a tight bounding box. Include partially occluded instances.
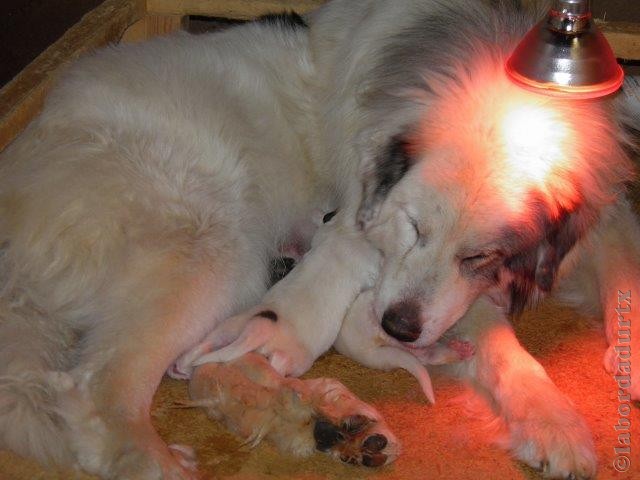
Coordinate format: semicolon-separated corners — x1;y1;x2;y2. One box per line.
190;0;640;478
1;1;638;480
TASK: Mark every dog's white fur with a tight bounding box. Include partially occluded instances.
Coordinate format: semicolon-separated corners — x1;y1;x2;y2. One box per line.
1;1;639;479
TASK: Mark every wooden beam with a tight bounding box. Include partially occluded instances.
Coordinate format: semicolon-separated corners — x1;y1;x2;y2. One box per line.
599;21;640;61
146;0;326;19
0;0;146;152
121;14;188;43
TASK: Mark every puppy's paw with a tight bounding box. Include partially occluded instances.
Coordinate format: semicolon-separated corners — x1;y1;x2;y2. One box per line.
193;310;311;377
412;338;475;365
169;343;215;380
505;384;596;479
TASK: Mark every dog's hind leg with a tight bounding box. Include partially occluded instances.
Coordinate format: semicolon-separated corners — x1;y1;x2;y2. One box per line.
68;248;266;480
449;297;597;479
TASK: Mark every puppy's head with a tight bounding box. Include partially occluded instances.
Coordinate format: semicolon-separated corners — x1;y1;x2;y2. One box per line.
356;58;634;347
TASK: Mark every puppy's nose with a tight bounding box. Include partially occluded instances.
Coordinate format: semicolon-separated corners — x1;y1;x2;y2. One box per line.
381;301;422;342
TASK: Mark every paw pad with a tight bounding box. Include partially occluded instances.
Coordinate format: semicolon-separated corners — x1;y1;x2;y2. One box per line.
313;416;391;467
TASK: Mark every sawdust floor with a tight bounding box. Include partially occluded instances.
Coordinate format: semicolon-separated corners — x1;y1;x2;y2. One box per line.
1;300;639;480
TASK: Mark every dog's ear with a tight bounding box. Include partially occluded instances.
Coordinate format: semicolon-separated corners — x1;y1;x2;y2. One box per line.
357;135;415;229
506;205;591;315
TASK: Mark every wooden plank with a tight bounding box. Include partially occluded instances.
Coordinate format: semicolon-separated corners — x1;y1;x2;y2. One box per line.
147;0;326;18
0;0;146;152
599;21;640;61
121;14;188;43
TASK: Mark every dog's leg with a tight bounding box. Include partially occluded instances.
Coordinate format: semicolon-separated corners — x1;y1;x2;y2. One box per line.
68;251;266;480
193;219;381;377
589;202;640;400
450;297;597;479
186;353;399;467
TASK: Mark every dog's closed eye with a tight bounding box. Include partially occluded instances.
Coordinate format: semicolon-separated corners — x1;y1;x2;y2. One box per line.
460;251;500;270
404;211;428;248
462;253;489;263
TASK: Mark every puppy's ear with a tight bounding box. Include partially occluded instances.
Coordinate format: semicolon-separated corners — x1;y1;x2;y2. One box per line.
506;206;591;315
357;135;415;229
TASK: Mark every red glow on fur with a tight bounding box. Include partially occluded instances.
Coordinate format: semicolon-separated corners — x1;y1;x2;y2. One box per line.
421;61;623;224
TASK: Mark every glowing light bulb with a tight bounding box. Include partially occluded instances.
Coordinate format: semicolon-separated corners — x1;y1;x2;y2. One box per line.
501;104;567;186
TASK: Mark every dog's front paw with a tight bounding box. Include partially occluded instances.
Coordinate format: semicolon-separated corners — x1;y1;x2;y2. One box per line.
504;382;596;479
314;414;396;467
306;378;399;467
189;354;398;468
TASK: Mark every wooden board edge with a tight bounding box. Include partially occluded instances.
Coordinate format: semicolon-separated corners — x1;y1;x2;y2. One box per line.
146;0;326;18
121;14;188;43
598;21;640;61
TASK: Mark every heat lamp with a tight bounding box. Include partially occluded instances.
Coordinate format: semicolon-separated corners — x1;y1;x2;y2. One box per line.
506;0;624;99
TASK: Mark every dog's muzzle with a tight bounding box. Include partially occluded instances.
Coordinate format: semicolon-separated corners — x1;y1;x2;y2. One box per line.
381;300;422;343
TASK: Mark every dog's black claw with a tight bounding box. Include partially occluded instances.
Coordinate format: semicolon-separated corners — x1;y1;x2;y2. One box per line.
363;433;387;453
362;453;387;467
314;419;344;451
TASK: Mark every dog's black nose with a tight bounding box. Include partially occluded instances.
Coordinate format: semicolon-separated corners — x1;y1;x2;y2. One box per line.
381;301;422;342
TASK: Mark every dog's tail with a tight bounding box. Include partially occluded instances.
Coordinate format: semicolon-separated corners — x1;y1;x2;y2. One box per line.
0;302;76;465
